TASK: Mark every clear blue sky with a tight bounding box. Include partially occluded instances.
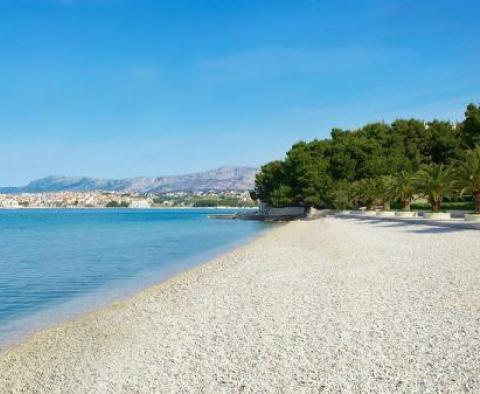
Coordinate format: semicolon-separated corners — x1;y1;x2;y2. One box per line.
1;0;479;185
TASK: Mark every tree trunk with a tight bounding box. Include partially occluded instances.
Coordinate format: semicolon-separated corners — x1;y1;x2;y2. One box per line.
402;199;410;211
430;197;441;212
352;197;358;209
474;191;480;214
383;201;390;211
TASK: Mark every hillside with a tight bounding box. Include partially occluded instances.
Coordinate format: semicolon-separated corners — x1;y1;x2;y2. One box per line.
0;167;258;194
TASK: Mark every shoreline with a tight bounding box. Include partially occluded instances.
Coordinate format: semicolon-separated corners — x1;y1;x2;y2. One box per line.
0;206;258;210
0;224;273;352
1;217;479;391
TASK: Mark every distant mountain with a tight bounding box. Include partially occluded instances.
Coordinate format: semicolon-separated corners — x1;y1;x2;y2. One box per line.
0;166;258;194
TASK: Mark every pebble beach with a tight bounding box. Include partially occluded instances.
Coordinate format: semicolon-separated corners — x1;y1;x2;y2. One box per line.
1;216;479;392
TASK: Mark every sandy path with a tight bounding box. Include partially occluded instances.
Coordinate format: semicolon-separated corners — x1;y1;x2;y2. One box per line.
1;217;479;393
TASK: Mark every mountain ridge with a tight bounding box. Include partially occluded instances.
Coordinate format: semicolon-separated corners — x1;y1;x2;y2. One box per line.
0;166;258;194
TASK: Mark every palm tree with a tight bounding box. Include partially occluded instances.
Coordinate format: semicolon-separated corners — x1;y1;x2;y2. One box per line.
358;178;378;210
350;181;363;209
376;175;394;210
452;146;480;214
392;171;415;211
331;180;354;210
413;164;455;212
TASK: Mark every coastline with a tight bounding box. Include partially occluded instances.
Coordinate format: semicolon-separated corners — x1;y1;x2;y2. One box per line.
0;221;273;351
0;206;258;210
1;217;480;392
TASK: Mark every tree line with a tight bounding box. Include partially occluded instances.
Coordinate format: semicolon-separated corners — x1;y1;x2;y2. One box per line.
251;102;480;213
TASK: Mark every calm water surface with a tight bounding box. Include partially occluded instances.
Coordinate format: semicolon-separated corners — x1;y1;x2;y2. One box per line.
0;209;270;346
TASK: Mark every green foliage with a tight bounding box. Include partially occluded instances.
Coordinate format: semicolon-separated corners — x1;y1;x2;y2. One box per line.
452;145;480;213
249;190;258;201
253;102;479;210
191;197;255;207
403;201;475;211
106;200;130;208
376;175;395;210
428;121;462;163
391;171;416;211
283;141;331;207
461;103;480;148
270;185;295;208
153;193;257;208
253;144;331;208
193;199;218;207
351;176;392;210
357;178;378;210
331;181;354;210
413;164;455;212
253;161;287;206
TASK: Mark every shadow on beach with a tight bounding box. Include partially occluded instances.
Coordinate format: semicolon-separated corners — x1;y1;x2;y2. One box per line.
335;214;478;234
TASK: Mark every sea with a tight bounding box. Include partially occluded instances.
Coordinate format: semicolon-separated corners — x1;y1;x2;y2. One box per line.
0;208;270;347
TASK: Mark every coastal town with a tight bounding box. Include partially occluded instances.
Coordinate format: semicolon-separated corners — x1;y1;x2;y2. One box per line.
0;190;256;209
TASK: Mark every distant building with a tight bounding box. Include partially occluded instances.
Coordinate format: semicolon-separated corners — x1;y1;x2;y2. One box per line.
130;199;151;208
1;199;20;208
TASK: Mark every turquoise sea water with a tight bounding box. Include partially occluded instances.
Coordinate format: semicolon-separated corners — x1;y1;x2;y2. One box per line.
0;209;269;346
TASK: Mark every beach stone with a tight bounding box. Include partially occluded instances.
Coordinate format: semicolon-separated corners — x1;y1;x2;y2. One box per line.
0;217;479;393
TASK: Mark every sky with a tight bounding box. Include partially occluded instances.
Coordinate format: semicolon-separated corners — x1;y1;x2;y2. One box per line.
0;0;479;186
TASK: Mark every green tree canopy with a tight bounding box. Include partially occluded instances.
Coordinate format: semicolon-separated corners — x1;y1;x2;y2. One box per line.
413;164;455;212
253;102;478;209
452;146;480;213
461;103;480;148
